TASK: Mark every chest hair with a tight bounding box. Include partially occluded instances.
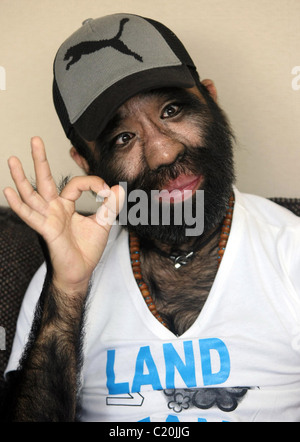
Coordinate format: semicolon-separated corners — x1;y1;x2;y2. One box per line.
139;235;220;336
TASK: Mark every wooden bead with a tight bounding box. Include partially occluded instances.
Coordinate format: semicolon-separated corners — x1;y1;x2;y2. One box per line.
141;289;150;297
222;226;231;234
145;297;154;305
220;233;229;240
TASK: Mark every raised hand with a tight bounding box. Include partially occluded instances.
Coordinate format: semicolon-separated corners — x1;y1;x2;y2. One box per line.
3;136;125;295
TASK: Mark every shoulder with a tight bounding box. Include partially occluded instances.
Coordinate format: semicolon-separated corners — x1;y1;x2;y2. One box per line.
233;188;300;273
234;188;300;230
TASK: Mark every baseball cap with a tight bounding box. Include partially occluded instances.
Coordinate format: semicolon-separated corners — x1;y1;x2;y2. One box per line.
53;13;199;141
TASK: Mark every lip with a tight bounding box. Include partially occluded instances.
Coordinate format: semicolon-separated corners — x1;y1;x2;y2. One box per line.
155;174;203;203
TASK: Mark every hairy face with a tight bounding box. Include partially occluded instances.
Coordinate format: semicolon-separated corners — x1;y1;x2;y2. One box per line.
86;86;235;245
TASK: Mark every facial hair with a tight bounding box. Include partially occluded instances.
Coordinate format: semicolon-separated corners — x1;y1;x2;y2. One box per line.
90;89;235;246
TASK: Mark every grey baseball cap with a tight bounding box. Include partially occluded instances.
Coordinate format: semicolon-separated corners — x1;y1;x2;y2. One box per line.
53;13;199;141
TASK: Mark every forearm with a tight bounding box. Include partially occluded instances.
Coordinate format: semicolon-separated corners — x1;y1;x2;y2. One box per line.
5;277;88;422
2;137;122;421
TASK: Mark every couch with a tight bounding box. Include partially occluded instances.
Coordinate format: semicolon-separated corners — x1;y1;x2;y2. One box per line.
1;198;300;388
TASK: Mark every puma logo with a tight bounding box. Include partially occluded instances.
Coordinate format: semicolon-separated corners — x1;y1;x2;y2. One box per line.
64;18;143;70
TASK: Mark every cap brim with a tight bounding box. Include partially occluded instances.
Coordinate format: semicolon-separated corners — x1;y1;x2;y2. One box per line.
73;65;196;141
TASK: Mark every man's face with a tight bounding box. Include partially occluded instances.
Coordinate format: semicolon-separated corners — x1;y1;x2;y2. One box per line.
87;86;235;244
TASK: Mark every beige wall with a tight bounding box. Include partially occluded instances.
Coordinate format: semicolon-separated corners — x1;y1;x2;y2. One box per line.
1;0;299;213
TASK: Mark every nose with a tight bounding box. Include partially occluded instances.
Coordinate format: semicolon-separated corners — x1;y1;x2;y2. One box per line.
143;127;185;171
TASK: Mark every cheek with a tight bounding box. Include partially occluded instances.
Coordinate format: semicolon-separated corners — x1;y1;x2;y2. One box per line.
108;146;144;183
172;120;205;148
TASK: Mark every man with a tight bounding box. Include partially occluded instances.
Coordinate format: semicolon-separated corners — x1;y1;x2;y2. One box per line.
1;13;300;422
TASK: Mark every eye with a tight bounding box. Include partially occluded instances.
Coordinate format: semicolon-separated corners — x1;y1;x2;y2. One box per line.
114;132;134;146
161;103;182;119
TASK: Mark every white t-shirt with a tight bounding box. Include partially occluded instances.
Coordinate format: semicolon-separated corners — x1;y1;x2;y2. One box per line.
5;189;300;422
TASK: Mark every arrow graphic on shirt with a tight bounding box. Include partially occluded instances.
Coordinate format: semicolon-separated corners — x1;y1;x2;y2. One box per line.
106;393;144;407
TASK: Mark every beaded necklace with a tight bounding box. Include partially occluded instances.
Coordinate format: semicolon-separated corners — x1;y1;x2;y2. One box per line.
129;194;235;327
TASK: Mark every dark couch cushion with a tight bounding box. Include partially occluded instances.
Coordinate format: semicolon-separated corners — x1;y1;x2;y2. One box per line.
270;197;300;217
0;208;44;383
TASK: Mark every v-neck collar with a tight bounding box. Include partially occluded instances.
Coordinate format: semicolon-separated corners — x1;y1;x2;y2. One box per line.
119;188;242;340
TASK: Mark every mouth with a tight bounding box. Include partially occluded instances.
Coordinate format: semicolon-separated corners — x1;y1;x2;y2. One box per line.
155;174;204;203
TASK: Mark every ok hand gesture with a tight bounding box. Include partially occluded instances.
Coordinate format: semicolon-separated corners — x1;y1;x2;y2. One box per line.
3;137;125;295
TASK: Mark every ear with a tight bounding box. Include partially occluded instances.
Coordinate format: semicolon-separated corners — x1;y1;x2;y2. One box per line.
70;146;90;174
201;79;218;102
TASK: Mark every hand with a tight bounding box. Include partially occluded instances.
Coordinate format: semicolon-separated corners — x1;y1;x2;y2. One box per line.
3;137;125;295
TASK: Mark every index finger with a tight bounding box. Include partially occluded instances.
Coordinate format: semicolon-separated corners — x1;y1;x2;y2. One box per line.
31;136;58;202
60;175;110;202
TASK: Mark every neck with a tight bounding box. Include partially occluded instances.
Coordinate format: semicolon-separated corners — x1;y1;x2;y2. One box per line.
129;194;234;331
140;224;221;255
130;193;235;270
